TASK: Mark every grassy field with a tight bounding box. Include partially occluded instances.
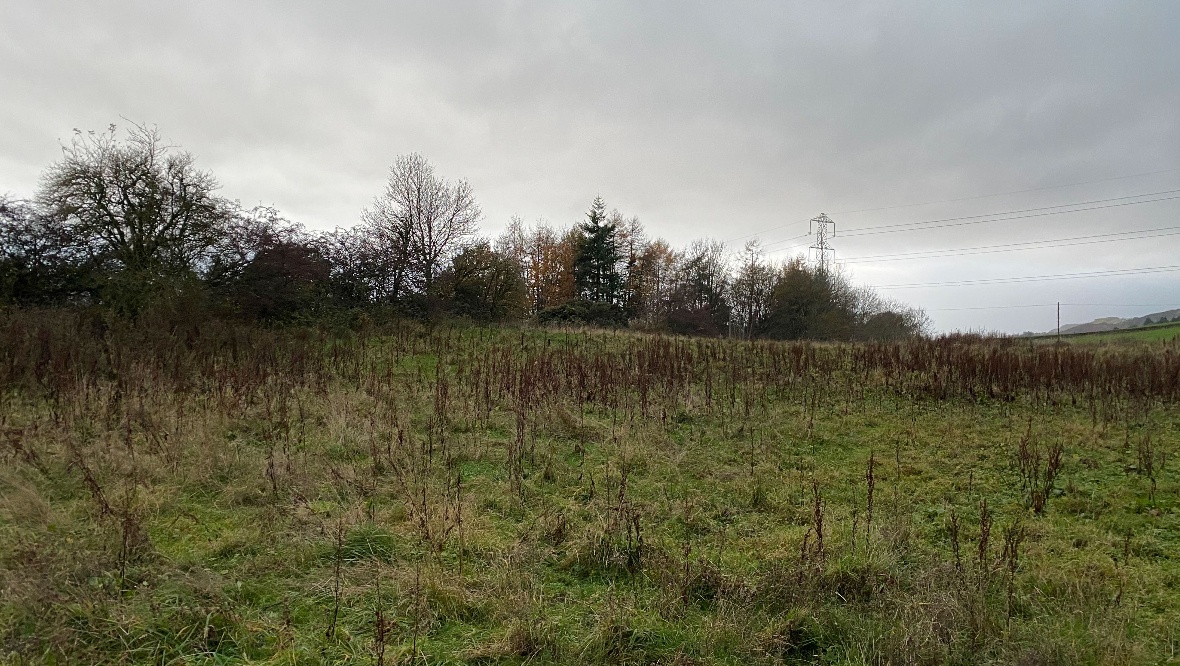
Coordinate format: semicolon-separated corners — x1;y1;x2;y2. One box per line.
2;311;1179;664
1031;321;1180;345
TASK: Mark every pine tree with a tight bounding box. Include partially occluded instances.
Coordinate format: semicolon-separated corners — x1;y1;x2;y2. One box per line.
573;196;623;304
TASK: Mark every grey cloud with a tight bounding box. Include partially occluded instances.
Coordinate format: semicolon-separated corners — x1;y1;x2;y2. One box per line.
1;0;1178;332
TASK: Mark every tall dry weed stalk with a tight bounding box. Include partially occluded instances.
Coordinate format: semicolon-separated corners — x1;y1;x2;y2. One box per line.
1016;422;1064;514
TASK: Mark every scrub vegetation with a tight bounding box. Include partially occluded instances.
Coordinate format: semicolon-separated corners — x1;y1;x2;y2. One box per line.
2;308;1178;664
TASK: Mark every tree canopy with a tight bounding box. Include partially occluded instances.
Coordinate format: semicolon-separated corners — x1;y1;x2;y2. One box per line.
2;122;928;340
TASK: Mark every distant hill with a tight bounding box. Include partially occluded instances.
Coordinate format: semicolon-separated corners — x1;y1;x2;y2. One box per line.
1054;308;1180;335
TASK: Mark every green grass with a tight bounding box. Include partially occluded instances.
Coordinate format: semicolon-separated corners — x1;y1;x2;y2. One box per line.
1031;320;1180;345
1;315;1179;664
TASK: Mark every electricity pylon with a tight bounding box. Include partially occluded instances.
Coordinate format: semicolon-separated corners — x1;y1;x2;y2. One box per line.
809;213;836;274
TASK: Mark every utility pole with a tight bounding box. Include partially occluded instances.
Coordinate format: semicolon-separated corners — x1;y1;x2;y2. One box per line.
809;213;836;275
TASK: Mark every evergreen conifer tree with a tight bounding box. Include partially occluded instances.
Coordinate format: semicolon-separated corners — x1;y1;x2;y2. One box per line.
573;196;623;304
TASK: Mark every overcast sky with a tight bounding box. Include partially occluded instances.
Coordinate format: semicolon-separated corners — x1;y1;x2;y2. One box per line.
2;1;1178;332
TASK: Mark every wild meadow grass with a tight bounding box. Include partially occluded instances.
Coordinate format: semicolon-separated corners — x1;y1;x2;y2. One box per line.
1;309;1178;664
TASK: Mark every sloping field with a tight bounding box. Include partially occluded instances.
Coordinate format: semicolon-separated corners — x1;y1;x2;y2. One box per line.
1065;321;1180;344
2;311;1179;664
1032;320;1180;345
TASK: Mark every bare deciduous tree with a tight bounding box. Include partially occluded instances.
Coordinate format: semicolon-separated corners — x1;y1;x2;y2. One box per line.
317;224;404;306
1;195;89;304
363;153;480;295
37;123;226;277
665;239;730;335
202;204;304;290
731;240;776;339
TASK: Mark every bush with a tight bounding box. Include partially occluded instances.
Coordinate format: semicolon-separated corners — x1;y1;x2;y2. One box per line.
537;299;626;327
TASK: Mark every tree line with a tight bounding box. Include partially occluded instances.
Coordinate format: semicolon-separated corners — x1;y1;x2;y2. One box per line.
0;123;928;340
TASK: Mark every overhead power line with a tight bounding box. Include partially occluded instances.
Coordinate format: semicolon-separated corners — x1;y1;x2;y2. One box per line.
727;166;1180;243
831;167;1180;216
728;220;809;244
841;224;1180;264
759;188;1180;251
762;232;812;249
874;265;1180;290
926;302;1180;312
840;190;1180;238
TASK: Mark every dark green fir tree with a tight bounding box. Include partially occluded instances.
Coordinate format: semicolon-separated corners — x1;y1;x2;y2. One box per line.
573;196;623;305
